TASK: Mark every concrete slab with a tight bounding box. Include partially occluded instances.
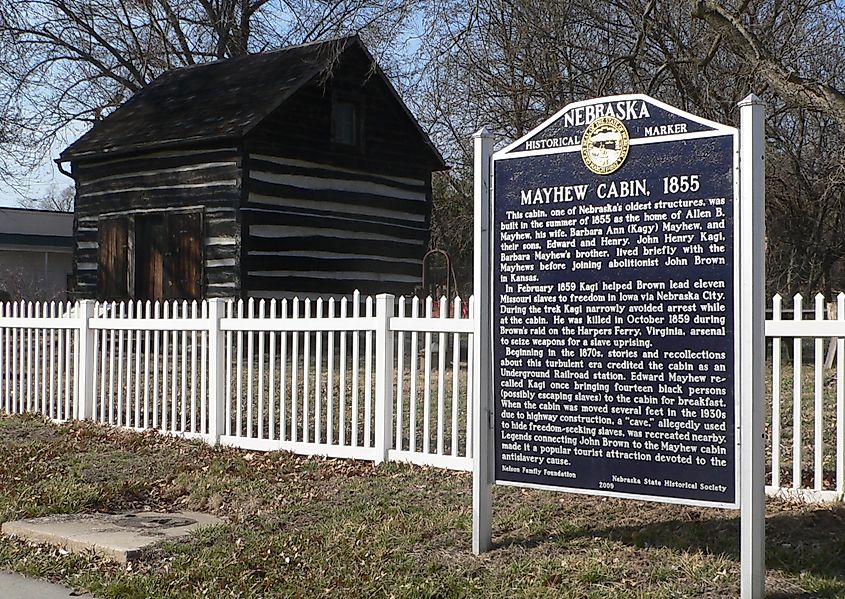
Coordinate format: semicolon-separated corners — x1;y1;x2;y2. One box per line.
0;570;94;598
2;511;222;563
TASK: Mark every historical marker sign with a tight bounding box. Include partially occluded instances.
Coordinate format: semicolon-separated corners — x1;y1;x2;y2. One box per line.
491;94;739;507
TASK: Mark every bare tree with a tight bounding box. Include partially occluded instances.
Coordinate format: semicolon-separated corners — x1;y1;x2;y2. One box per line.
413;0;721;290
692;0;845;132
19;184;74;211
687;0;845;295
0;0;418;174
414;0;845;296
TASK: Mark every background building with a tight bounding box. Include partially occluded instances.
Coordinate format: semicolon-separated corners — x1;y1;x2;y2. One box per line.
0;207;73;301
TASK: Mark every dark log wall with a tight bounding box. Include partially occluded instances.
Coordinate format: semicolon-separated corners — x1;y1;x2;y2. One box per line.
242;154;429;297
71;146;242;299
242;47;435;297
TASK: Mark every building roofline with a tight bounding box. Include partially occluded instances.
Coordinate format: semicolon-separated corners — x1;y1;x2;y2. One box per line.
58;35;448;170
0;206;74;217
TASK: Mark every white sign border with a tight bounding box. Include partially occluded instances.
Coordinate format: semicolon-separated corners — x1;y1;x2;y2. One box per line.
496;93;737;158
488;93;742;510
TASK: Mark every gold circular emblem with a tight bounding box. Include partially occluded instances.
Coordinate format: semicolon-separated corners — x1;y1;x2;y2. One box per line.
581;116;630;175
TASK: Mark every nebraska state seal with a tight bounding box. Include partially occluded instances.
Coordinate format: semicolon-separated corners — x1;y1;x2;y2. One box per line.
581;116;630;175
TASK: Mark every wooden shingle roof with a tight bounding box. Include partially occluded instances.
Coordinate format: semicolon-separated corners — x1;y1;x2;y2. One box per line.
60;36;445;169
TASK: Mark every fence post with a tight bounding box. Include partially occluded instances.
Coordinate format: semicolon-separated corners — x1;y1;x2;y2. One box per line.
75;300;96;420
374;293;395;464
207;299;226;445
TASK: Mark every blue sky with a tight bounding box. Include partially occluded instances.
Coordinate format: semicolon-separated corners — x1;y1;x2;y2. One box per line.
0;125;82;207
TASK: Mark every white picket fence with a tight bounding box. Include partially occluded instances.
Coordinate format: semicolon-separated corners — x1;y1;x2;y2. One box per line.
1;291;844;501
767;293;845;502
0;292;474;471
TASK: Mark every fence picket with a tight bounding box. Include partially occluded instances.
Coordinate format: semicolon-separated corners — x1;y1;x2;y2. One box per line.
94;302;103;421
327;298;335;445
451;297;461;457
161;302;169;431
34;303;41;415
395;297;406;451
225;300;233;436
41;303;48;417
246;298;255;439
11;302;18;413
171;302;180;432
0;303;4;412
11;301;16;414
152;301;161;429
364;295;373;447
814;294;825;491
92;303;100;420
793;293;803;488
56;304;65;419
127;301;135;427
53;303;61;418
304;298;311;444
280;299;288;443
437;296;447;455
18;304;24;413
269;299;276;441
108;302;117;425
2;302;8;413
10;301;15;415
7;301;12;414
339;297;347;445
25;302;32;412
15;302;21;413
423;296;433;454
143;300;152;429
292;297;300;443
65;302;73;419
235;299;243;436
258;299;266;440
246;298;254;438
409;296;419;453
315;297;323;444
838;293;845;495
57;302;64;418
184;301;191;431
351;292;360;447
771;294;782;488
202;301;208;435
1;303;6;413
190;300;198;434
132;301;144;428
30;302;36;413
466;296;475;458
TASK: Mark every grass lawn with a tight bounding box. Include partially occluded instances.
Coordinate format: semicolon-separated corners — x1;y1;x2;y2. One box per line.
0;416;844;598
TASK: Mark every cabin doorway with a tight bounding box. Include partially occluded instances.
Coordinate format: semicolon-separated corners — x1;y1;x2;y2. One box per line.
135;214;166;300
97;210;203;301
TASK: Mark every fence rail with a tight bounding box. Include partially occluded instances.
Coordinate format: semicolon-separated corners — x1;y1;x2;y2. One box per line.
1;291;844;501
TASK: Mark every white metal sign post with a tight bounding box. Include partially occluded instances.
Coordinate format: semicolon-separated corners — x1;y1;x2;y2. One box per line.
738;95;766;599
472;126;494;554
472;94;765;598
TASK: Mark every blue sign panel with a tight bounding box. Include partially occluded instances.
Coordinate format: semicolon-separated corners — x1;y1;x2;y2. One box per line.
492;95;738;507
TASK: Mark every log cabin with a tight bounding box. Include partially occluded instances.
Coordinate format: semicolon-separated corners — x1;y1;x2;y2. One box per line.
59;36;447;301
